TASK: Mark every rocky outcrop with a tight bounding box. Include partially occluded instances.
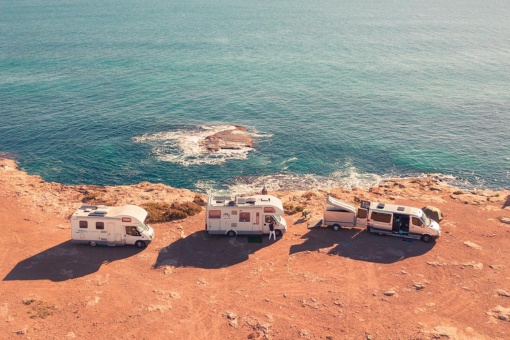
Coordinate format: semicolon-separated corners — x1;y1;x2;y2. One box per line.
201;126;253;152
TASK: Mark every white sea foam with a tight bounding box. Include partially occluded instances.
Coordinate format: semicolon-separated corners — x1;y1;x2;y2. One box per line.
200;167;385;195
133;125;255;166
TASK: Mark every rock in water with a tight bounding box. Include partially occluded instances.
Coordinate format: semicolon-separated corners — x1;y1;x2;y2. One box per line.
201;126;253;152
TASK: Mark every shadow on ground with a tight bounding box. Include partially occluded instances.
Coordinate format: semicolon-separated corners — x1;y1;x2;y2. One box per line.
289;227;435;264
154;231;277;270
3;241;143;282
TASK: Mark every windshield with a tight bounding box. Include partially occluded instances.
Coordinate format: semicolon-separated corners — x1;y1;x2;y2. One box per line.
136;224;149;233
420;214;432;227
272;215;281;223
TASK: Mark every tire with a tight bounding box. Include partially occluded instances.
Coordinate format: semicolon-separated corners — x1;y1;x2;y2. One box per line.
421;234;432;243
89;241;97;247
135;240;146;248
333;225;340;231
227;230;236;237
275;229;282;237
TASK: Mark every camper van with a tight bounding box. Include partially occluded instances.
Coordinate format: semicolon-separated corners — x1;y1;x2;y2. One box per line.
206;194;287;237
322;196;440;242
71;205;155;248
364;202;441;242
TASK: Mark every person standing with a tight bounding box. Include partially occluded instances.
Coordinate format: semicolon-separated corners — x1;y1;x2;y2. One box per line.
269;218;276;240
261;186;268;195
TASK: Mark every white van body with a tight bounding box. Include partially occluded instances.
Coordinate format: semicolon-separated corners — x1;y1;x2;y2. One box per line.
323;195;367;230
364;202;441;242
71;205;155;248
321;197;440;242
206;195;287;237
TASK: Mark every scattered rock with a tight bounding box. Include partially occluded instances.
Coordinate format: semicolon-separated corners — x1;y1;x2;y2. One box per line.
461;262;483;270
490;264;506;269
499;217;510;224
487;305;510;321
463;241;482;250
497;289;510;298
384;289;397;296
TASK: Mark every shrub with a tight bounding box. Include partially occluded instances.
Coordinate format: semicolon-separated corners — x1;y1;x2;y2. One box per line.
142;201;202;223
284;203;305;215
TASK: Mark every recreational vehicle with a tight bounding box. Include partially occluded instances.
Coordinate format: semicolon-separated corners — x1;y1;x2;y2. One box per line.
321;196;441;242
323;195;367;230
364;201;441;242
206;194;287;237
71;205;155;248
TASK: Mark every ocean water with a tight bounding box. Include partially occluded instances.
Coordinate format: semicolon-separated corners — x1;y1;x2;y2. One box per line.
1;0;509;194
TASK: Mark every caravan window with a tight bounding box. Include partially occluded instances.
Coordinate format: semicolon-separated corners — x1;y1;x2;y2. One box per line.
79;221;88;228
208;210;221;219
371;212;392;223
239;212;250;222
96;222;104;230
264;207;276;213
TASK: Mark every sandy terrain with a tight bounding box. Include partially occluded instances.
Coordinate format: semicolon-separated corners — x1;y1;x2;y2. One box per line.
1;158;510;339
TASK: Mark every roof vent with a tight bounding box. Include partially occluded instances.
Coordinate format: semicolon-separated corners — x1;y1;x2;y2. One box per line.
397;206;405;211
89;211;108;217
377;203;385;209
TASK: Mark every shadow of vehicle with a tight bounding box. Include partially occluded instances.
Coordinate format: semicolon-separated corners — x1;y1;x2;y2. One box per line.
3;241;143;282
154;231;277;270
289;227;435;264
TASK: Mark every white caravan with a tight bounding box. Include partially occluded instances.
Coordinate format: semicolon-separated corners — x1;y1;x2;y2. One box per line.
206;194;287;237
322;196;441;242
71;205;155;248
323;195;368;230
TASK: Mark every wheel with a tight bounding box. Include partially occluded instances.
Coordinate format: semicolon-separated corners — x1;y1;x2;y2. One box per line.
89;241;97;247
227;230;236;237
135;240;146;248
333;224;340;231
421;234;432;243
275;229;282;237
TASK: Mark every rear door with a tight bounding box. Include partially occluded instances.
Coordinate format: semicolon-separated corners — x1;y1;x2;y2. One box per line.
356;208;368;227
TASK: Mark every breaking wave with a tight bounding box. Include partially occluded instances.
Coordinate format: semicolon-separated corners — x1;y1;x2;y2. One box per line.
133;125;260;166
195;167;384;195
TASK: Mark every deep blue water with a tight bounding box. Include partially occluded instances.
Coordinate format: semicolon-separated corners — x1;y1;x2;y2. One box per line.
1;0;509;193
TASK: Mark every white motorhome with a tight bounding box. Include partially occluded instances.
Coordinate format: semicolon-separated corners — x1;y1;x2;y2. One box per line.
206;194;287;237
321;196;441;242
71;205;155;248
323;195;367;230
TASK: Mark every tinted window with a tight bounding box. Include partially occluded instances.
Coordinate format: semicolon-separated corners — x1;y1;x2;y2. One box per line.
357;209;368;219
371;212;392;223
96;222;104;230
79;221;88;228
412;217;423;227
208;210;221;219
239;212;250;222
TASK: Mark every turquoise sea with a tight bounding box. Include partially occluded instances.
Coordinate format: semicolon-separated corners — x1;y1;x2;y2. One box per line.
1;0;509;193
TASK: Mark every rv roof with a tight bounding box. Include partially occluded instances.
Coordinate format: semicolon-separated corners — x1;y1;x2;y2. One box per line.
369;202;420;215
73;204;148;222
207;195;284;212
325;195;356;213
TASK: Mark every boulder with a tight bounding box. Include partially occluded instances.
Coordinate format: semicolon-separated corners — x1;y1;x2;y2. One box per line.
422;206;443;223
201;126;253;152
